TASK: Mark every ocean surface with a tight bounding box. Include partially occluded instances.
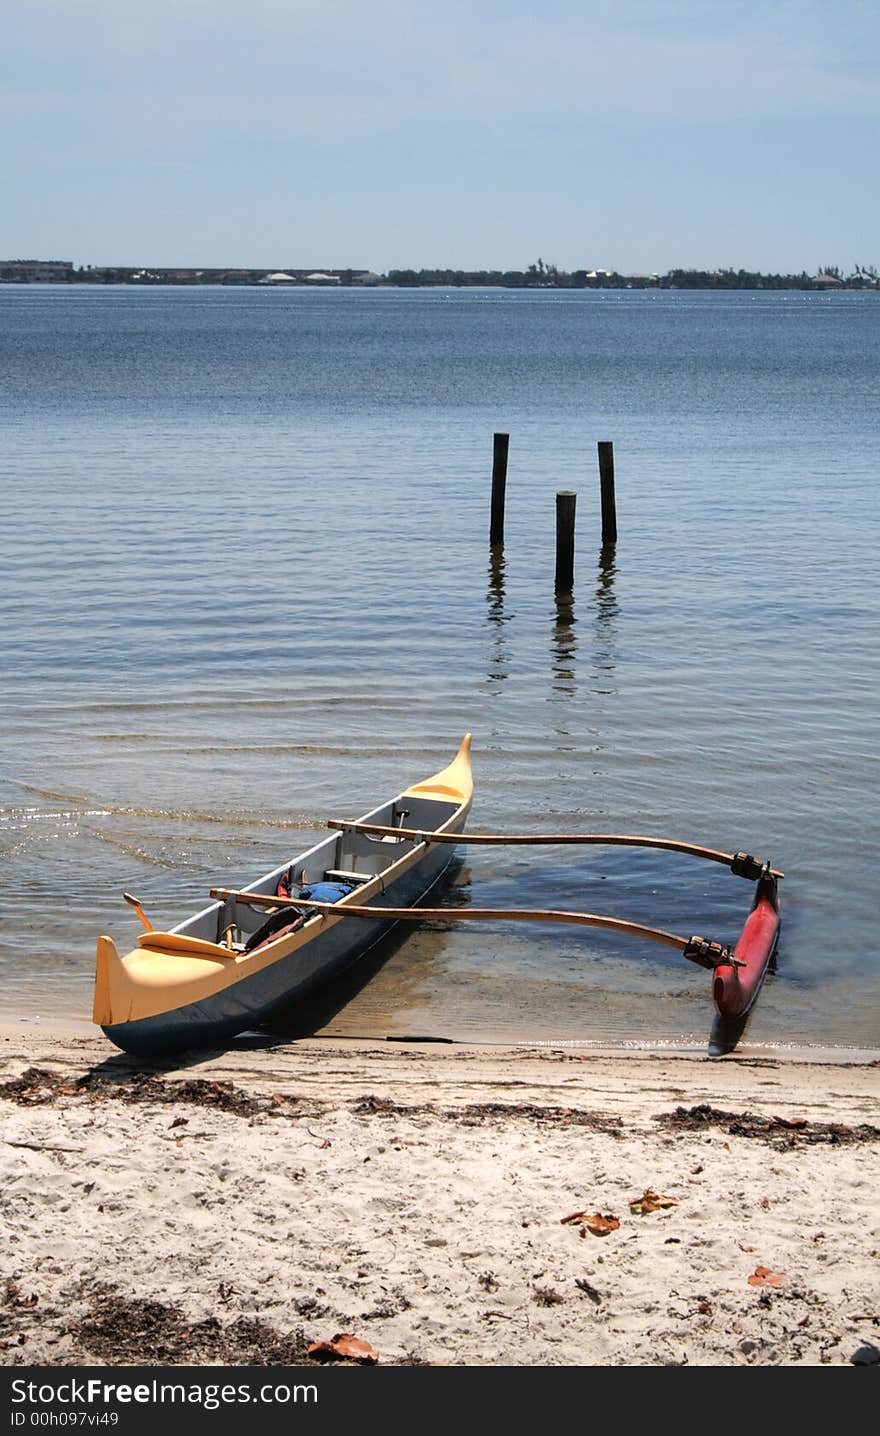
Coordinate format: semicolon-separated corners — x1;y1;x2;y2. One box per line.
1;284;878;1055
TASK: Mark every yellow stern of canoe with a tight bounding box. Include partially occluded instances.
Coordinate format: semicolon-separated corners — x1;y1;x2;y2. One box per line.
93;935;235;1026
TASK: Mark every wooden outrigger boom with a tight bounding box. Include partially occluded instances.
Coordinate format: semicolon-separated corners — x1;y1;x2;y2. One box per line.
208;886;737;970
327;821;783;881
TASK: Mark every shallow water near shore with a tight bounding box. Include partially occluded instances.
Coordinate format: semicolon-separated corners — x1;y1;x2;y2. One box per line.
1;284;878;1052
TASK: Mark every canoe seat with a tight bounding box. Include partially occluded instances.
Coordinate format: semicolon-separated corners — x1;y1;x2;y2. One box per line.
138;932;238;960
324;868;372;885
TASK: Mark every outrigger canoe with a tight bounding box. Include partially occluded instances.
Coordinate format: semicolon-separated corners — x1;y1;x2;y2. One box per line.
95;731;782;1056
94;735;474;1056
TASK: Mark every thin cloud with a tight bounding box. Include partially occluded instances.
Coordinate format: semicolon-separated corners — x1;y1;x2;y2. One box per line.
5;1;878;134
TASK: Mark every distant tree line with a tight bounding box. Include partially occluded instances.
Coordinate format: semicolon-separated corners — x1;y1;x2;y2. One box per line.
663;266;878;290
384;268;589;288
386;264;878;290
59;266;380;286
7;260;878;290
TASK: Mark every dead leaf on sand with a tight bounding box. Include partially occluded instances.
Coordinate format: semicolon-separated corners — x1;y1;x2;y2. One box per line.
748;1265;786;1288
561;1210;620;1236
307;1333;379;1364
630;1189;678;1215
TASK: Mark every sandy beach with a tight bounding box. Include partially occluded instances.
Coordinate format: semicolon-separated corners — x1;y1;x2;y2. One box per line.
1;1021;877;1368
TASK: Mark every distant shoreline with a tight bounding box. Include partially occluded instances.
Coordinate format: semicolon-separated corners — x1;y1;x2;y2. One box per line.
2;280;877;295
2;261;877;293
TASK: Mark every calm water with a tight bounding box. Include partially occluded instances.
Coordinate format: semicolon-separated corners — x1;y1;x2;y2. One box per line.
1;284;878;1053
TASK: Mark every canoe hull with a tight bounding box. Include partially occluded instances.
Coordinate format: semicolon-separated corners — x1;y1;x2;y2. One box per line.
96;736;473;1056
102;838;459;1056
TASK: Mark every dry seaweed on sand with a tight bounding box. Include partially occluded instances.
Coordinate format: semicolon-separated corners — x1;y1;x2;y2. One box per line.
0;1067;301;1118
2;1281;310;1367
1;1281;431;1368
657;1103;880;1146
71;1288;311;1366
354;1093;624;1131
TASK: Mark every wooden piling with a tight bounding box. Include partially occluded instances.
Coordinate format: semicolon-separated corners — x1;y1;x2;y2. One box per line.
597;440;617;545
555;490;577;595
489;432;509;545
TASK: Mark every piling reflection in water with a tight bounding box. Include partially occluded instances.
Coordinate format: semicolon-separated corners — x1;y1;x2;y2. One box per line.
551;595;578;697
485;545;510;686
592;544;619;691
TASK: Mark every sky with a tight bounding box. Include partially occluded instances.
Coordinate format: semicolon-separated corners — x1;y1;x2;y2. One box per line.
2;0;878;274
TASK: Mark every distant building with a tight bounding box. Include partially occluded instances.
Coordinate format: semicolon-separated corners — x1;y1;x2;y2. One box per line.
260;271;298;284
304;271;340;284
0;260;74;282
812;272;843;287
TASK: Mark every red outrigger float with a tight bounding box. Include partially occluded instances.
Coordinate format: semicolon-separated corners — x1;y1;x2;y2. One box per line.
713;869;781;1020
